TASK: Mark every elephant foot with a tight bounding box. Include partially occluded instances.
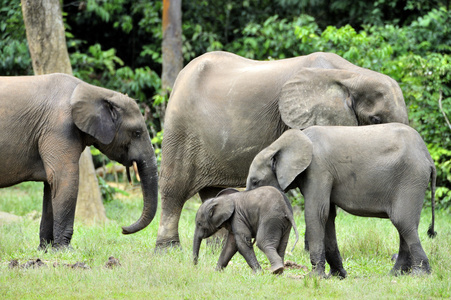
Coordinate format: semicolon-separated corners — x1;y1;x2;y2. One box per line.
215;265;226;272
154;240;182;253
47;243;74;252
270;265;284;275
329;267;347;279
307;270;327;278
390;268;406;276
411;263;431;276
38;243;51;252
309;264;327;278
390;264;413;276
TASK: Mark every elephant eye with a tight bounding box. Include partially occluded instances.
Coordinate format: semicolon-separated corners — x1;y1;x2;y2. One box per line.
133;130;142;138
370;115;381;124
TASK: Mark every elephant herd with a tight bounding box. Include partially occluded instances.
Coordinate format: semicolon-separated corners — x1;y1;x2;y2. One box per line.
0;51;436;277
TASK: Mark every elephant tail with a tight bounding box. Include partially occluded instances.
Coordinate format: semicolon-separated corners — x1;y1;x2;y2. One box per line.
282;194;299;252
289;216;300;253
427;165;437;238
286;207;299;253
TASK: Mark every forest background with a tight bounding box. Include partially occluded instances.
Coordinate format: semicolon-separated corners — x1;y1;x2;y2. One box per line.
1;0;450;210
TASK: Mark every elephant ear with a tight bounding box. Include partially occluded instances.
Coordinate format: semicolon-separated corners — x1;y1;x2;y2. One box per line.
210;198;235;229
216;188;240;197
279;68;358;129
272;129;313;191
70;82;119;145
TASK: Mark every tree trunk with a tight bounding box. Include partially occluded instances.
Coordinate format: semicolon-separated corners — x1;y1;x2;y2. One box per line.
21;0;106;224
161;0;183;121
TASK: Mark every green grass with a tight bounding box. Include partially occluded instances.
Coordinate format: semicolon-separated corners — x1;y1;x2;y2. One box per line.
1;182;450;299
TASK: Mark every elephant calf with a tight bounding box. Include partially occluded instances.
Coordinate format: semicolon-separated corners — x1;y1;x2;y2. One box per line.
193;187;299;274
247;124;437;277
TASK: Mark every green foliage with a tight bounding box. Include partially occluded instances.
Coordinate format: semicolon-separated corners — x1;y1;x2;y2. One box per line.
227;15;321;59
70;43;124;79
97;176;129;203
66;1;164;134
0;1;32;75
428;144;451;210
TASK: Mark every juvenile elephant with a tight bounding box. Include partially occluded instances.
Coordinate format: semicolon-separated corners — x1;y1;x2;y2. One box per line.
0;73;159;249
246;124;437;277
157;51;409;249
193;187;299;274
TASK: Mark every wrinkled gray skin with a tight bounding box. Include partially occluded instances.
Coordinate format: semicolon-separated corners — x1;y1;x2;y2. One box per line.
0;73;158;249
157;51;409;249
246;124;437;278
193;187;299;274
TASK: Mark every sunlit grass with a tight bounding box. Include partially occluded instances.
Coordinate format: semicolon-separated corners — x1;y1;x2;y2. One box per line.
0;182;450;299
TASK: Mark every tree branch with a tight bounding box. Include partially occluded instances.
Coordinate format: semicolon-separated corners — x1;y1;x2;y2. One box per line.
439;90;451;131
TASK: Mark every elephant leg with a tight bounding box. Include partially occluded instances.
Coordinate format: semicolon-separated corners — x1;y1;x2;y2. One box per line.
394;228;429;275
200;187;229;250
325;205;347;278
299;171;334;277
156;167;203;250
391;233;412;275
216;231;238;271
39;182;53;250
256;223;285;274
235;231;261;273
156;198;183;249
39;141;83;248
390;200;431;275
277;228;291;262
48;168;80;248
304;192;330;277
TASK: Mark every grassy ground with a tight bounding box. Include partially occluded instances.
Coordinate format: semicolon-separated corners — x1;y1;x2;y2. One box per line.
0;182;449;299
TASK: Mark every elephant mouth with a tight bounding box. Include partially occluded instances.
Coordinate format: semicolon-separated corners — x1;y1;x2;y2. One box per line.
126;160;141;184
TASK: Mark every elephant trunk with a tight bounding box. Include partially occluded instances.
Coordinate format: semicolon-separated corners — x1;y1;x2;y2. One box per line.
193;233;202;265
122;153;159;235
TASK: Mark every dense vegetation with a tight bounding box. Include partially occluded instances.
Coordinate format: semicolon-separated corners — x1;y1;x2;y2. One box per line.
0;0;450;208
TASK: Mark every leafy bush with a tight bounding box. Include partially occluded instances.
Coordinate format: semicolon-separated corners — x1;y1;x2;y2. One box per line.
0;2;32;75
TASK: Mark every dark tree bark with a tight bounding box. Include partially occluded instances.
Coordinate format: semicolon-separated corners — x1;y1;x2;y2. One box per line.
21;0;106;224
161;0;183;121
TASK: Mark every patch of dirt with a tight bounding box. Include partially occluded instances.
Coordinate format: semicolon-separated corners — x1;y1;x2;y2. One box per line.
53;261;91;269
15;258;47;269
8;259;91;270
105;256;121;268
284;260;309;272
8;259;19;269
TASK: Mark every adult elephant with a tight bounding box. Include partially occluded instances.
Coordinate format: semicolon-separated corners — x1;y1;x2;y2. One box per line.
0;73;158;249
157;51;408;248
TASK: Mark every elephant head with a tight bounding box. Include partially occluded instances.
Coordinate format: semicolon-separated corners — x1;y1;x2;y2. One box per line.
246;130;313;191
70;82;158;234
193;188;239;264
278;53;409;129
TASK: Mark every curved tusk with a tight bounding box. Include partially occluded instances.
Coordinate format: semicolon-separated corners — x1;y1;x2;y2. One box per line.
133;161;141;182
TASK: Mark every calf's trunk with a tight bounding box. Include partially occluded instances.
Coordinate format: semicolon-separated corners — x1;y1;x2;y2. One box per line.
193;234;202;265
